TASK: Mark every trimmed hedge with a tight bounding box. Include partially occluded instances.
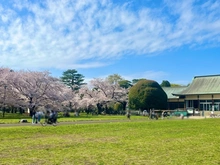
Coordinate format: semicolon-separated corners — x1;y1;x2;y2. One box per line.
129;79;167;110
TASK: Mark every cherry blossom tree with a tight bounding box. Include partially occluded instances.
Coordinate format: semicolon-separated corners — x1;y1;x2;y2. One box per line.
0;68;83;117
60;86;81;116
79;78;128;114
6;70;67;116
0;68;129;116
0;68;15;116
78;85;101;114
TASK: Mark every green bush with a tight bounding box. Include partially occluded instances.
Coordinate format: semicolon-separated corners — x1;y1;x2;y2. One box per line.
129;79;167;110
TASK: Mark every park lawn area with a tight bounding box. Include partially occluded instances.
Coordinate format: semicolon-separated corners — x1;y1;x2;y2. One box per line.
0;118;220;165
0;113;146;124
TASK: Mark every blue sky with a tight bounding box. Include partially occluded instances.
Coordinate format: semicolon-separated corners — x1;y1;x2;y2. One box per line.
0;0;220;85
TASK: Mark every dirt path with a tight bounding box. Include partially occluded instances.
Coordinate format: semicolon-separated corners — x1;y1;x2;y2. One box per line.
0;116;208;127
0;119;139;127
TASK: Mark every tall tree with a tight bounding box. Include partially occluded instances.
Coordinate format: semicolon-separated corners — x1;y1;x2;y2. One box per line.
161;80;171;87
118;80;132;89
106;74;123;84
171;83;184;87
132;79;145;85
79;78;128;114
0;68;14;117
61;69;86;91
7;70;66;116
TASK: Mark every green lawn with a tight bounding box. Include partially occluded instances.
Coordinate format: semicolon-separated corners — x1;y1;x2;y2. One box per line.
0;118;220;165
0;113;146;124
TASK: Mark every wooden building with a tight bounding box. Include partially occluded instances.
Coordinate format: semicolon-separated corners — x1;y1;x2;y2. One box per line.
162;87;186;110
165;75;220;111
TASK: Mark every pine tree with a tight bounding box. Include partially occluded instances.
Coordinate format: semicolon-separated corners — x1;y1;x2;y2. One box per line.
61;69;86;91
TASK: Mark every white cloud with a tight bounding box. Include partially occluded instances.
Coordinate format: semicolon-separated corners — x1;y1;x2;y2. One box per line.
0;0;219;71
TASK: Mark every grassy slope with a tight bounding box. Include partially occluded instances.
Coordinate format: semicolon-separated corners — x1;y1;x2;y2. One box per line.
0;118;220;165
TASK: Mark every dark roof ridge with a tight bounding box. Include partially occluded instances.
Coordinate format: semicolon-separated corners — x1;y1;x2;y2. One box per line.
194;74;220;79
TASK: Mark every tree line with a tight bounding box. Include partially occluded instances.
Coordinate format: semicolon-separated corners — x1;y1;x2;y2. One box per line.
0;68;182;117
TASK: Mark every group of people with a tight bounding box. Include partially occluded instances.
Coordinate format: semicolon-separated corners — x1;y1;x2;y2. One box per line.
32;110;58;125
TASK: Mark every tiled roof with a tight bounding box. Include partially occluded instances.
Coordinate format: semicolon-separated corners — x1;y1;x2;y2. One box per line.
162;87;187;99
173;74;220;95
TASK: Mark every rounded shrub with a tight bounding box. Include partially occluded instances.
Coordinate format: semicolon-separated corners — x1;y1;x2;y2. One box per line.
129;79;167;110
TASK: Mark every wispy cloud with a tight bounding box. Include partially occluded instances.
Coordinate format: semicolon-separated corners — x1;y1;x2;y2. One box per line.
0;0;219;71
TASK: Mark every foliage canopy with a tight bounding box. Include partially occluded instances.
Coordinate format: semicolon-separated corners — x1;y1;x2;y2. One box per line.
129;79;167;110
118;80;132;89
160;80;171;87
61;69;86;91
106;74;123;84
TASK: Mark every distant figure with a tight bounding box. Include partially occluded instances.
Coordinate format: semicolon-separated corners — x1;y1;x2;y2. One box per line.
32;110;36;124
126;111;131;120
151;110;155;119
161;111;165;120
35;111;39;124
143;110;147;116
180;113;184;119
43;110;58;125
210;111;214;118
45;110;50;122
49;110;54;119
150;110;158;120
36;111;44;123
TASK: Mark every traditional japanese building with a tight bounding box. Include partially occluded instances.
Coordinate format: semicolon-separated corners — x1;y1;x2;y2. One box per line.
162;87;186;110
164;74;220;111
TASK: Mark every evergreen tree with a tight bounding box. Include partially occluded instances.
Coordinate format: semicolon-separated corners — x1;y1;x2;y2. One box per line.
61;69;86;91
118;80;132;89
160;80;171;87
106;74;123;84
132;78;145;85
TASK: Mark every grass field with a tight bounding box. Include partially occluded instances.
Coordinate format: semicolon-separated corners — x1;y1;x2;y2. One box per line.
0;113;145;124
0;118;220;165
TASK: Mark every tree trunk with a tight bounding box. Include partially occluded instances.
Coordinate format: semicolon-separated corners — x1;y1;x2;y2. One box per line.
97;103;103;114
